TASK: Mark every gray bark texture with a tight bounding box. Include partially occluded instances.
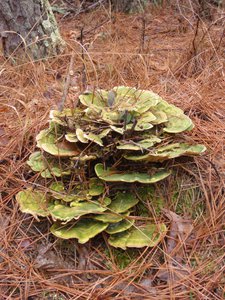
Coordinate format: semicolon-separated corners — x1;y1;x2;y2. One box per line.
0;0;65;60
111;0;147;13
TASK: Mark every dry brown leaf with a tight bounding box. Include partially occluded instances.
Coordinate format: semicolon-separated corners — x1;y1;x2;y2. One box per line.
34;243;70;269
156;209;193;283
163;209;194;251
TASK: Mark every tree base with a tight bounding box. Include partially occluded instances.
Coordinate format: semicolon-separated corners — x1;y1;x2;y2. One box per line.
0;0;65;61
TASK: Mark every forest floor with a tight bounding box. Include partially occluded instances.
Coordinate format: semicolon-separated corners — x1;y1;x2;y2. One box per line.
0;1;224;299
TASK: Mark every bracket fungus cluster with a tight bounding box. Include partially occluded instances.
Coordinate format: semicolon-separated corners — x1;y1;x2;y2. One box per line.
16;86;206;249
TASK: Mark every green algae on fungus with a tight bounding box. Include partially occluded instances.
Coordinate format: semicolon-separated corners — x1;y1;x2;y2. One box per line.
108;223;167;250
15;86;206;249
95;163;171;184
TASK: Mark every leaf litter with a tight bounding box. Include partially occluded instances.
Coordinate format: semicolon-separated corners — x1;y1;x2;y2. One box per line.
0;1;224;299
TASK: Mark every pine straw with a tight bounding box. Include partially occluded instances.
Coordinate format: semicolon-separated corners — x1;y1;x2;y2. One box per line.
0;2;224;299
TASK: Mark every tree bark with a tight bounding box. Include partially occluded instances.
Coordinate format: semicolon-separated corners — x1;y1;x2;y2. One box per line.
111;0;147;13
0;0;65;61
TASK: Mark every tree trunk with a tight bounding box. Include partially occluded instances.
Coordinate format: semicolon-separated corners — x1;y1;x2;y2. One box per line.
111;0;147;13
0;0;65;61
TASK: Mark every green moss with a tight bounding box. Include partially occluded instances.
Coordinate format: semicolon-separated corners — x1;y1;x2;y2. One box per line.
171;182;205;219
104;248;139;270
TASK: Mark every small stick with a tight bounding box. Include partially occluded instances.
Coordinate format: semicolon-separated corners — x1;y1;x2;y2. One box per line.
80;27;87;90
139;16;146;53
191;16;200;58
76;18;109;40
58;52;75;112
